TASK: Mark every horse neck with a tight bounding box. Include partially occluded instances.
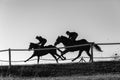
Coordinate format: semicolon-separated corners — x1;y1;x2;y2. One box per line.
61;37;71;46
44;45;53;48
32;44;40;49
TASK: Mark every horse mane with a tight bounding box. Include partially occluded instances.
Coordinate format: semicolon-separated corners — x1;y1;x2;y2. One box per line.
30;42;40;47
60;35;68;39
30;42;36;45
60;35;72;44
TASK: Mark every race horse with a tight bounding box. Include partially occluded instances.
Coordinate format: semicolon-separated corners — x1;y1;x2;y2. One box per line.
24;42;65;64
54;36;103;62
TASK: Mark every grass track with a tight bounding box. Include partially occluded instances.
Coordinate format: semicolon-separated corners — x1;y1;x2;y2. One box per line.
0;61;120;77
0;74;120;80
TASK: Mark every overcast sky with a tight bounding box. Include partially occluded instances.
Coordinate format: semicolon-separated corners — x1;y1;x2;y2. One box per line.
0;0;120;64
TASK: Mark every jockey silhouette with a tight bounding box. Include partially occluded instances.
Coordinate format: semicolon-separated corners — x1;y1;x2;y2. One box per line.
66;31;78;41
36;36;47;47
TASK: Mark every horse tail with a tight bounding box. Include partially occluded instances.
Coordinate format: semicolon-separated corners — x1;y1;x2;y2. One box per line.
94;44;103;52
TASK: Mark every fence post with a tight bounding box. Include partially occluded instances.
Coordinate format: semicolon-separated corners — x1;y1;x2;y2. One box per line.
91;43;94;63
8;48;11;69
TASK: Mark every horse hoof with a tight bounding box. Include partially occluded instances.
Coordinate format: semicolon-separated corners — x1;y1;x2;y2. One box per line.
64;57;66;60
72;60;74;62
62;57;66;60
62;58;66;60
61;58;64;60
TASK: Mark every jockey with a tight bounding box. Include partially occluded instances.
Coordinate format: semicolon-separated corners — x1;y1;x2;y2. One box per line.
36;36;47;47
66;31;78;41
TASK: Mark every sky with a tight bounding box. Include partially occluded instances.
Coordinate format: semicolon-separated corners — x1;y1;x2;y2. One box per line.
0;0;120;65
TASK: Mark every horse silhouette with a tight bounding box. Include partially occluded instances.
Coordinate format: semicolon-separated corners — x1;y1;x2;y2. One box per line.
54;36;103;62
24;42;65;64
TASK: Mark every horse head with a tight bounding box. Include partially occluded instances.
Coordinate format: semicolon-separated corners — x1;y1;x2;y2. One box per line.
28;42;40;50
54;35;70;46
54;36;61;46
36;36;42;40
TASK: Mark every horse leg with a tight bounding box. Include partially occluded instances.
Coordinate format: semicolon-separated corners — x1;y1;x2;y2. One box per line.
53;49;65;60
58;50;68;60
54;52;65;60
37;56;40;64
85;49;92;62
56;48;66;60
24;54;35;62
72;50;83;62
51;54;58;63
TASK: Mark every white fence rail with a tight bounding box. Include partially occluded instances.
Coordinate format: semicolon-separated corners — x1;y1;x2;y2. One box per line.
0;42;120;68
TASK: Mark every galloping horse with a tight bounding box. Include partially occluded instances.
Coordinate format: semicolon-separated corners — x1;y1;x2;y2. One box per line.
54;36;103;62
24;43;65;64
